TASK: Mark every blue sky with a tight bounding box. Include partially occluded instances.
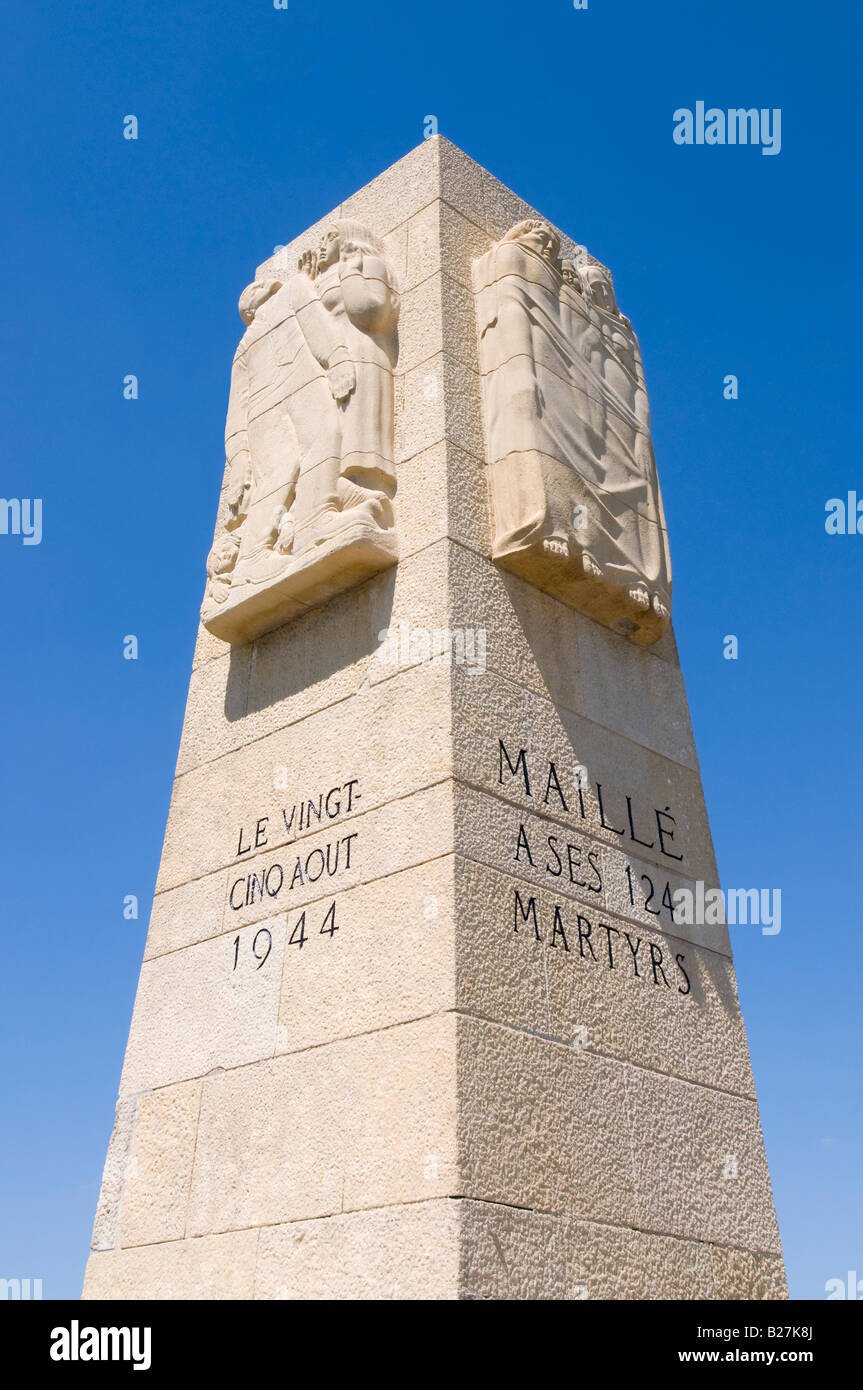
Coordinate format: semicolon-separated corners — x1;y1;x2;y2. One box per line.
1;0;860;1300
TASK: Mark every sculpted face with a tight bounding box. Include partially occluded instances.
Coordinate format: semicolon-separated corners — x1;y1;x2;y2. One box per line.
238;279;281;326
317;227;341;270
519;222;558;262
586;268;617;315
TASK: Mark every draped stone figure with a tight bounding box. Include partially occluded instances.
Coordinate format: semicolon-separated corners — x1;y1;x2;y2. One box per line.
202;221;399;643
473;219;671;645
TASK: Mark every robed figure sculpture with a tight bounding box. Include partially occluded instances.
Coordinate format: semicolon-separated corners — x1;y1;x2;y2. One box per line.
203;220;399;643
474;219;671;646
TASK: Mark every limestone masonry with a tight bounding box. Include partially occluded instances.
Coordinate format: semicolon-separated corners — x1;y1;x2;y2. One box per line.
84;138;786;1301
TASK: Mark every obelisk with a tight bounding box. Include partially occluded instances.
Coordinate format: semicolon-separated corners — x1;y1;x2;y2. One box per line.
83;138;786;1300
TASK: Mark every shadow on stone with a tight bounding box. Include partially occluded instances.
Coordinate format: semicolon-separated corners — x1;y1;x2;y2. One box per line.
223;566;397;720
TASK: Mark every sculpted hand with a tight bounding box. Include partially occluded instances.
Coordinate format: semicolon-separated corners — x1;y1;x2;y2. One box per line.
297;248;318;279
327;360;356;401
226;459;252;517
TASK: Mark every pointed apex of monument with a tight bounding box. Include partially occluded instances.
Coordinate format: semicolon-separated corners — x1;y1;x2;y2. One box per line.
257;132;596;288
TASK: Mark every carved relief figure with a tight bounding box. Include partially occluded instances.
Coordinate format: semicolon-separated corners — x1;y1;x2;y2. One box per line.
203;221;399;642
473;219;671;644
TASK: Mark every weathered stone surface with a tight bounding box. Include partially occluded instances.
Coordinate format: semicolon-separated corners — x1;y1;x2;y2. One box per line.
276;858;455;1053
625;1066;782;1253
89;1096;137;1253
454;857;754;1097
459;1200;715;1300
144;871;227;962
571;613;697;766
399;440;490;558
187;1014;457;1236
457;1016;638;1224
83;1231;259;1300
438;139;549;247
118;1080;201;1247
406;199;490;294
340;140;440;238
177;539;452;776
192;620;231;670
456;1015;779;1255
395;352;484;463
453;780;730;955
121;915;286;1093
709;1245;789;1300
451;662;716;881
158;659;452;893
255;1201;460;1300
448;542;695;765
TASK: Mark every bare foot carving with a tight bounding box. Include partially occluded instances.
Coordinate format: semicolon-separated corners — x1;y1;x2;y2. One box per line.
652;594;670;620
272;505;295;556
542;536;569;558
577;550;603;578
627;583;651;611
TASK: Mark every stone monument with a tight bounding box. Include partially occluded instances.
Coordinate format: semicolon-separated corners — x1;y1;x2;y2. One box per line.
83;138;786;1300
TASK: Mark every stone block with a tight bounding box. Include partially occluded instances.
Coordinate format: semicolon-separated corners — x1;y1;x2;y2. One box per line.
223;779;454;933
158;657;452;892
453;780;729;955
118;1080;201;1247
121;914;286;1093
454;856;754;1096
276;858;456;1053
187;1014;458;1235
625;1066;783;1253
255;1201;460;1299
89;1096;137;1252
450;660;718;884
459;1201;715;1300
82;1231;258;1301
456;1015;637;1225
340;140;439;238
